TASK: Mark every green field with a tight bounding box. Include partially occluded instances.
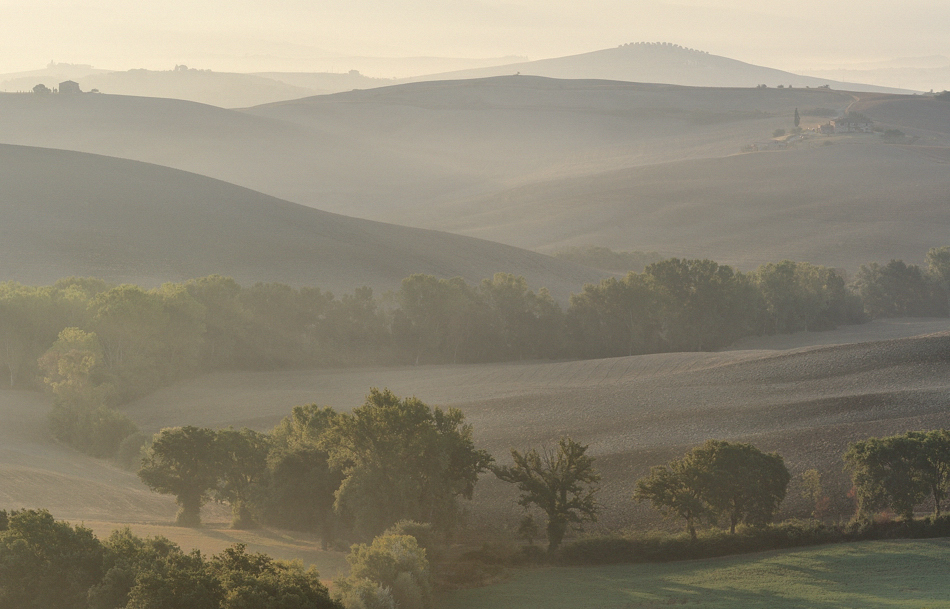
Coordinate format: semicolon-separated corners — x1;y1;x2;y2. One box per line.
444;539;950;609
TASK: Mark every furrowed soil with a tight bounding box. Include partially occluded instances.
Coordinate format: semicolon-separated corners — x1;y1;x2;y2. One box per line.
1;318;947;566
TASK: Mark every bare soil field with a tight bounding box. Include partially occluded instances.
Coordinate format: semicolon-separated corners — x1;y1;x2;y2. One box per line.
1;319;946;560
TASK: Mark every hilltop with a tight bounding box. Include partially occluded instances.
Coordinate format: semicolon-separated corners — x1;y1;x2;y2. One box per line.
0;144;599;297
400;43;915;94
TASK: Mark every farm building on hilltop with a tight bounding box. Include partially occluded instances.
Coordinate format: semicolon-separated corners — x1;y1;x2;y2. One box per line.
59;80;82;94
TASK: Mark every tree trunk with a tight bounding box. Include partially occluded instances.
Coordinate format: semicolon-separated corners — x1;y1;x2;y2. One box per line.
176;493;202;527
546;517;567;553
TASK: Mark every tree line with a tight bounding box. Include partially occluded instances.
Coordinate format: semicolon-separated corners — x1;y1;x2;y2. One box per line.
137;388;950;557
1;247;948;458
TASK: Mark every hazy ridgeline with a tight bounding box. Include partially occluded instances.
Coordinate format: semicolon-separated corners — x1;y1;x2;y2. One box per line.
1;250;948;459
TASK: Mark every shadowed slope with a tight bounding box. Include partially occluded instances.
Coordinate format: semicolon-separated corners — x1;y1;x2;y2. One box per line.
430;142;950;269
0;144;600;297
0;80;858;223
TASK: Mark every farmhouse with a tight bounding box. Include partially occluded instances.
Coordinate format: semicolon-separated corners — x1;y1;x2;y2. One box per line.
833;116;873;133
59;80;82;94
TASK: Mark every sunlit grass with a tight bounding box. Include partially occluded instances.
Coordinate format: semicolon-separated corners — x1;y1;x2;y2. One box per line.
444;539;950;609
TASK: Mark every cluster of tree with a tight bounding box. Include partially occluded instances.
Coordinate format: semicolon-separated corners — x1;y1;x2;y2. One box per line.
844;430;950;520
0;509;341;609
635;440;791;540
138;389;492;546
137;387;608;558
568;259;864;358
3;249;948;460
851;248;950;318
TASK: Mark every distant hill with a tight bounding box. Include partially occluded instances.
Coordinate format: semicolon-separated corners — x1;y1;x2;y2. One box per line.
400;43;916;94
428;142;950;270
1;78;947;272
0;144;600;298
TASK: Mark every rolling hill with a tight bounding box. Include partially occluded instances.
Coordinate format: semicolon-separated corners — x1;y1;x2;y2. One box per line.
1;77;947;273
401;43;915;94
423;141;950;269
0;144;600;297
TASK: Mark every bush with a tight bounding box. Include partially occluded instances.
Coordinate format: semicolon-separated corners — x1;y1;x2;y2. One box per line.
558;517;950;566
49;404;139;458
337;534;432;609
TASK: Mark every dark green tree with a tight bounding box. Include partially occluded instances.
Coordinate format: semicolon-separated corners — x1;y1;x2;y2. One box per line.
265;405;343;548
851;260;948;318
845;430;950;520
324;388;492;539
493;436;600;552
794;107;800;127
139;426;222;526
215;428;271;529
637;440;790;536
697;440;791;533
0;509;105;609
634;457;710;540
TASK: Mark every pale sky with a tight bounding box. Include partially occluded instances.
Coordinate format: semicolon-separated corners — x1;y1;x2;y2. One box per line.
1;0;947;75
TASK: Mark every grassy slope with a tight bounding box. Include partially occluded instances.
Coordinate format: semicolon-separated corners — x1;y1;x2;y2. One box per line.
0;143;600;298
444;539;950;609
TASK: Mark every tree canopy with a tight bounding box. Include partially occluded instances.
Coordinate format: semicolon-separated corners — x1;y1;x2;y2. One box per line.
636;440;790;537
493;436;600;552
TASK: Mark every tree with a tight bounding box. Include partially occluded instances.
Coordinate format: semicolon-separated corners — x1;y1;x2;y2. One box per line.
215;428;271;529
493;436;600;552
266;405;343;547
0;282;59;388
927;246;950;311
337;534;431;609
794;107;800;128
324;389;492;539
845;430;950;520
851;260;947;318
697;440;790;533
139;426;221;526
914;430;950;518
634;457;710;540
844;435;926;520
0;509;105;609
123;549;223;609
637;440;790;536
644;259;757;351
